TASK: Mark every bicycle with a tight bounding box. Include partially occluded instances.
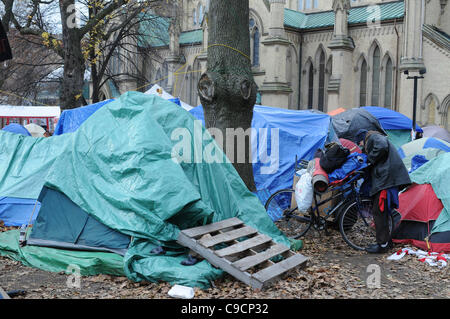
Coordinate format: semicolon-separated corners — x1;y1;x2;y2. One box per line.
264;158;397;251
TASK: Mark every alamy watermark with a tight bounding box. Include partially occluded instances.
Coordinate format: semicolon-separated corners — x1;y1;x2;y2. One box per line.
366;264;381;289
170;120;280;175
66;264;81;289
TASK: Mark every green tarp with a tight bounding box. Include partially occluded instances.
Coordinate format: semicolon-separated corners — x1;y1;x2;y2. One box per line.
0;92;291;288
409;152;450;235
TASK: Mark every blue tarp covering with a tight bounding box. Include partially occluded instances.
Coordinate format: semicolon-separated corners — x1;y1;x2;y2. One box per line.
2;124;31;136
54;100;113;135
362;106;423;132
189;105;336;197
0;197;40;226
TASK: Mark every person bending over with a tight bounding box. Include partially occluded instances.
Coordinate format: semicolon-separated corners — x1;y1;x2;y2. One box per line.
355;129;411;254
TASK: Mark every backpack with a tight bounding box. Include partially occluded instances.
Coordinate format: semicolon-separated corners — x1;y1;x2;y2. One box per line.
319;143;350;174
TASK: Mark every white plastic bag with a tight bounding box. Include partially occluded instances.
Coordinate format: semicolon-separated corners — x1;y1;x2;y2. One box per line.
295;171;313;212
168;284;195;299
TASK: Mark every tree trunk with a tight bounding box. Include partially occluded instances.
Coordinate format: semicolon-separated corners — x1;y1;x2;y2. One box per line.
198;0;257;191
59;0;85;110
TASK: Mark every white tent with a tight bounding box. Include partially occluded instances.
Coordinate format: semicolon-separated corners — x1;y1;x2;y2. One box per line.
145;84;194;111
24;123;46;137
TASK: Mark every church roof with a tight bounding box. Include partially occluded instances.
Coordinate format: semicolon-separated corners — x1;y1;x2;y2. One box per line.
285;0;404;30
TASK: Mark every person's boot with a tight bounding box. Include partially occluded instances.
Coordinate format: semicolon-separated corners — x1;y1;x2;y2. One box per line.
365;240;392;254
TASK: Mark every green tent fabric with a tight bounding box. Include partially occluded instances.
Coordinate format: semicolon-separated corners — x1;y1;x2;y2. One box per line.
28;186;131;255
0;230;125;276
0;92;291;288
386;129;411;149
409;153;450;235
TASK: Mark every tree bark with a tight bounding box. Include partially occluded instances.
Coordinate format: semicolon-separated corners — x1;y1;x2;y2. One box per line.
59;0;85;109
198;0;257;192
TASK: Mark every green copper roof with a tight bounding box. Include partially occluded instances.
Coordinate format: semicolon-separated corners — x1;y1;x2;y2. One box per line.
285;0;404;30
180;29;203;45
139;14;202;48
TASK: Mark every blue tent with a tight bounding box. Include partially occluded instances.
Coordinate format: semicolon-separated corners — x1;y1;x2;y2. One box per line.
361;106;423;132
362;106;422;148
54;100;113;135
0;197;40;226
190;105;337;199
1;123;31;136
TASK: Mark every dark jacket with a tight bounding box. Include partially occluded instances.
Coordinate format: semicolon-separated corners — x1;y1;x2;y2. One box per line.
363;131;411;196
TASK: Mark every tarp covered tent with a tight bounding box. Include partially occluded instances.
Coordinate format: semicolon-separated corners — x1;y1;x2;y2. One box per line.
0;197;40;227
0;125;37;226
189;105;338;204
392;153;450;252
24;123;46;137
397;137;450;171
2;123;31;136
0;92;291;288
27;186;131;256
361;106;422;148
331;108;387;143
53;100;113;135
422;125;450;143
145;84;194;111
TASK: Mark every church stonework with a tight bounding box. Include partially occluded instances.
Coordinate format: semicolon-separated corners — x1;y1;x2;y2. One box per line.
108;0;449;129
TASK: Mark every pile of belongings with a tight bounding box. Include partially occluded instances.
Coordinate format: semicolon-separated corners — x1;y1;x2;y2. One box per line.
0;92;294;288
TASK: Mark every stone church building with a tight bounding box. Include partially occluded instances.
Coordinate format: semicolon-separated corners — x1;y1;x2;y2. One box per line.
103;0;450;129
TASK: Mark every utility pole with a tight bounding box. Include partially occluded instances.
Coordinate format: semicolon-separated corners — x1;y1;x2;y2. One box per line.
404;69;426;140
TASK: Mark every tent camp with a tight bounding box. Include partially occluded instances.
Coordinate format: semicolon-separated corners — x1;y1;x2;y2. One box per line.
1;123;31;136
53;100;113;135
397;137;450;171
189;105;339;219
145;84;194;111
0;92;291;288
361;106;422;148
331;107;387;143
422;125;450;143
392;153;450;252
24;123;46;137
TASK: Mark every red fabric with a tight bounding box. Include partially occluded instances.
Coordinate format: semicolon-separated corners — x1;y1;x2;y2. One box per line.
392;239;450;253
339;138;362;154
379;190;387;212
397;184;443;222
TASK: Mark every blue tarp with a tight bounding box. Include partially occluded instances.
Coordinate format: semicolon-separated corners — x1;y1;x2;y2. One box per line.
53;100;113;135
0;197;40;226
2;124;31;136
362;106;423;132
189;105;336;197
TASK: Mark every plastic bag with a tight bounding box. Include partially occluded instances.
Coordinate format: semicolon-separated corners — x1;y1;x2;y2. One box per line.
295;172;313;212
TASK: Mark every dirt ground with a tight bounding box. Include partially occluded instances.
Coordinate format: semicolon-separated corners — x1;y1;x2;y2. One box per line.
1;223;448;300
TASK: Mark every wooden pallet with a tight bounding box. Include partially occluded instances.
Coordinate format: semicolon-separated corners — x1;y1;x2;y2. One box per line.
0;287;10;299
177;217;308;290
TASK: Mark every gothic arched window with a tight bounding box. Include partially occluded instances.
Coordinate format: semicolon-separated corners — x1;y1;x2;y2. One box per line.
308;63;314;109
371;46;381;106
249;18;260;67
318;50;325;111
360;59;368;106
384;57;393;108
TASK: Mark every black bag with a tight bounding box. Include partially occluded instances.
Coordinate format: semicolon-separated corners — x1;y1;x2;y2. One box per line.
0;22;13;62
319;143;350;174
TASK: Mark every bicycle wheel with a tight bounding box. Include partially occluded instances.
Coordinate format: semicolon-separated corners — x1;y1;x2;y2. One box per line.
338;198;394;251
264;189;312;239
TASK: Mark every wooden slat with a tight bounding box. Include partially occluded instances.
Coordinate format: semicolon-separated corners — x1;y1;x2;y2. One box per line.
215;234;272;257
0;287;10;299
231;243;290;271
181;217;243;238
177;232;265;289
252;254;308;285
198;226;258;248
